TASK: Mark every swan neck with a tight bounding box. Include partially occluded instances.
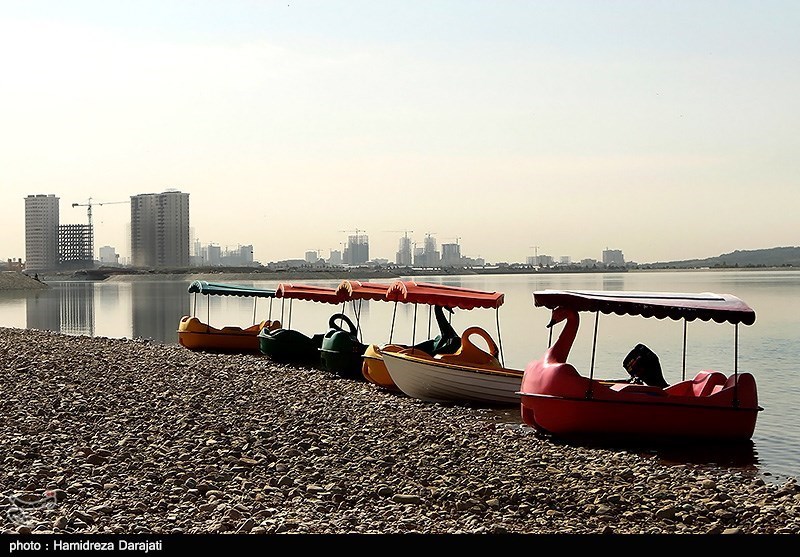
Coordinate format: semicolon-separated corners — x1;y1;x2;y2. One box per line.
549;310;579;362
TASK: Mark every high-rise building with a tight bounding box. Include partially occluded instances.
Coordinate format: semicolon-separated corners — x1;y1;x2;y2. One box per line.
422;234;440;267
130;190;190;268
441;243;461;266
343;233;369;265
396;235;413;266
602;248;625;266
206;244;221;266
24;194;60;272
59;224;94;268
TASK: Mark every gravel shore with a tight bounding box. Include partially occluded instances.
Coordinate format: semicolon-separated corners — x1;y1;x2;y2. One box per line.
1;327;798;535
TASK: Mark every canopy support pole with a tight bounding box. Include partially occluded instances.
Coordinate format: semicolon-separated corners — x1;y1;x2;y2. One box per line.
411;304;418;352
252;299;257;326
682;320;687;381
496;308;505;367
733;324;740;408
587;311;599;399
427;306;432;338
353;300;363;342
268;298;273;322
389;301;398;343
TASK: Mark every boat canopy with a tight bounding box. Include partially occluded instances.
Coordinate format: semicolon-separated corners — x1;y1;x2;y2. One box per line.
533;290;756;326
187;280;277;298
335;280;393;301
386;280;505;310
275;283;341;304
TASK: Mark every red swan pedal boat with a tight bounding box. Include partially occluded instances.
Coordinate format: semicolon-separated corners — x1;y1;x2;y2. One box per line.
519;290;762;441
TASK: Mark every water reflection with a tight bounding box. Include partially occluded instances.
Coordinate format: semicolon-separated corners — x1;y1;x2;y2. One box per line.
26;282;95;335
26;290;61;332
131;282;190;344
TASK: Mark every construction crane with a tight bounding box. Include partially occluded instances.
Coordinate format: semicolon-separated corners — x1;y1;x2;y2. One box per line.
71;198;130;229
338;228;368;245
443;236;461;245
384;229;414;239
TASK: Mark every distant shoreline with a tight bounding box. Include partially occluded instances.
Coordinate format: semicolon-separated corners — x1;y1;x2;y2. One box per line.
59;264;796;282
1;265;794;291
43;265;631;283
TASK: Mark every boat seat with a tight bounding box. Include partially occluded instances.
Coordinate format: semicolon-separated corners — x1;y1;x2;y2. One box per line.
722;372;759;407
259;319;281;332
694;371;728;397
434;327;502;370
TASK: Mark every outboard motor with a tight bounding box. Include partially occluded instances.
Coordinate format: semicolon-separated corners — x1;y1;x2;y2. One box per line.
623;343;668;388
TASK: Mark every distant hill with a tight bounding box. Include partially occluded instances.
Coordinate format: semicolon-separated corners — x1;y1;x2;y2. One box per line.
643;246;800;269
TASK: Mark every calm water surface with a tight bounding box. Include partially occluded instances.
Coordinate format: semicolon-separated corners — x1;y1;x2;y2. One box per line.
1;269;798;484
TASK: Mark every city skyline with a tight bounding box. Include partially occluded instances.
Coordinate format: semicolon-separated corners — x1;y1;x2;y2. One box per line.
15;191;630;267
2;2;798;265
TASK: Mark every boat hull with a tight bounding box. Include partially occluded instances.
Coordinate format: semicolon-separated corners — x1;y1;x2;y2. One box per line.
177;316;270;353
361;344;405;391
258;328;324;364
382;350;522;406
519;393;759;441
519;360;761;441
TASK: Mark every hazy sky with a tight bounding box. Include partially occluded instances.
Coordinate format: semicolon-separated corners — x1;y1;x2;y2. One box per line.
2;1;798;265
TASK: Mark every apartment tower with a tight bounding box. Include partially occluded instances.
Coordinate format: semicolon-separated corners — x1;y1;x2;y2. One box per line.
24;194;60;272
130;190;190;268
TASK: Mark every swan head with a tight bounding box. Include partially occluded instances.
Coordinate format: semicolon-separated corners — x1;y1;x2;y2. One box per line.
546;306;574;328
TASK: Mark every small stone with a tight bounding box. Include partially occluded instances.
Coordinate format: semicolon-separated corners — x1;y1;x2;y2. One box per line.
70;511;94;525
90;505;113;515
49;489;68;502
376;486;393;497
722;527;743;535
16;525;32;535
392;494;422;504
86;454;106;465
237;518;256;533
53;516;68;530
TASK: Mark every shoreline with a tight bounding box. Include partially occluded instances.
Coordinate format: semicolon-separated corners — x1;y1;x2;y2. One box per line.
2;266;795;291
32;264;798;286
1;326;797;534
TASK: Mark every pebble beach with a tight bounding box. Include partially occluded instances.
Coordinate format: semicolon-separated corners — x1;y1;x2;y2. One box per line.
1;326;798;535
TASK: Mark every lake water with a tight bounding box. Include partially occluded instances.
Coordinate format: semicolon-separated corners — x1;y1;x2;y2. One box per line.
1;269;798;484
